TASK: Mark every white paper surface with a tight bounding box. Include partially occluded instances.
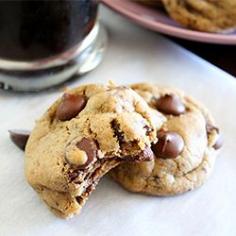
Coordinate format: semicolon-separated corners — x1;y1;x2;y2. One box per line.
1;7;236;236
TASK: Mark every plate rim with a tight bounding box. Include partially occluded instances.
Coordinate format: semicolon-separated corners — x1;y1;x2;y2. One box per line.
102;0;236;45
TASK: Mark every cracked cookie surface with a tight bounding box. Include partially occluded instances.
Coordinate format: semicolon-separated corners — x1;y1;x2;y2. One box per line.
162;0;236;33
110;83;222;196
25;83;165;218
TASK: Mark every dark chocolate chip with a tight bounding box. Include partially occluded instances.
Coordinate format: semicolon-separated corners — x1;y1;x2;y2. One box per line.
56;93;86;121
155;94;185;116
9;129;30;151
152;131;184;159
76;138;98;169
213;134;223;150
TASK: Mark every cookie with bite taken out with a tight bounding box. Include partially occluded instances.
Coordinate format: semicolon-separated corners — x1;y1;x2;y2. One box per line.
25;83;165;218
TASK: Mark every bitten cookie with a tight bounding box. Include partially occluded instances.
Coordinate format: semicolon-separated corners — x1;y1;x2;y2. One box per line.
162;0;236;33
25;83;165;218
110;83;223;196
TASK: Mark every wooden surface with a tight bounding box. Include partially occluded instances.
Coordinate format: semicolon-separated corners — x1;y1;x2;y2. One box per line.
170;37;236;77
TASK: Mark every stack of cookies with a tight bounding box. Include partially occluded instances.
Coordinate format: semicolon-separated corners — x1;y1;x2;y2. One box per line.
24;83;222;218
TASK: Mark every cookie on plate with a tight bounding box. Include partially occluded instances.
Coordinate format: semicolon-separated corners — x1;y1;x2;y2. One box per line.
110;83;223;196
162;0;236;33
25;83;165;218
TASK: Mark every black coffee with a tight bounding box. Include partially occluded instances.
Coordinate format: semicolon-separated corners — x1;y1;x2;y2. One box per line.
0;0;98;61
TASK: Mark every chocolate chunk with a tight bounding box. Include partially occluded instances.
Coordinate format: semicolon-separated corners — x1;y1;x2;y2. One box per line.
152;131;184;159
9;129;30;151
56;93;86;121
75;138;98;169
213;134;223;150
155;94;185;115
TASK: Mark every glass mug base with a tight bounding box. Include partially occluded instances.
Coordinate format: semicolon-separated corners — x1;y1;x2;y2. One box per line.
0;22;107;92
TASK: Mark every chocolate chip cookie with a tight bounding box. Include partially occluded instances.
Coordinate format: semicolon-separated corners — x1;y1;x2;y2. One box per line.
110;83;222;196
25;83;165;218
162;0;236;33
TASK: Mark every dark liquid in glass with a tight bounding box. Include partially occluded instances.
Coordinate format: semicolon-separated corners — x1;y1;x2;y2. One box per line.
0;0;98;61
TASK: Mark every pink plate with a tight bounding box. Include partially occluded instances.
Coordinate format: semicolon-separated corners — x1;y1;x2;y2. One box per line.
102;0;236;45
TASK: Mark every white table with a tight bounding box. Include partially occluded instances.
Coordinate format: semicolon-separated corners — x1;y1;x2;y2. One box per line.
1;6;236;236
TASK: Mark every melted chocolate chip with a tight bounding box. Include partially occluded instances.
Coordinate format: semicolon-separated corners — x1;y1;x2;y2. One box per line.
68;171;79;182
9;129;30;151
56;93;86;121
75;196;83;205
155;94;185;116
152;131;184;159
75;138;98;169
123;147;154;162
111;119;125;144
213;134;223;150
134;147;154;161
84;185;94;197
111;119;142;155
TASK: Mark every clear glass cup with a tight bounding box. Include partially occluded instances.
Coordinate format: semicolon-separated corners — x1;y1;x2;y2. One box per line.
0;0;107;91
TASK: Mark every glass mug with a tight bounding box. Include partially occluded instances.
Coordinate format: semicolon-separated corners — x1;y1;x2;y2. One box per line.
0;0;107;91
